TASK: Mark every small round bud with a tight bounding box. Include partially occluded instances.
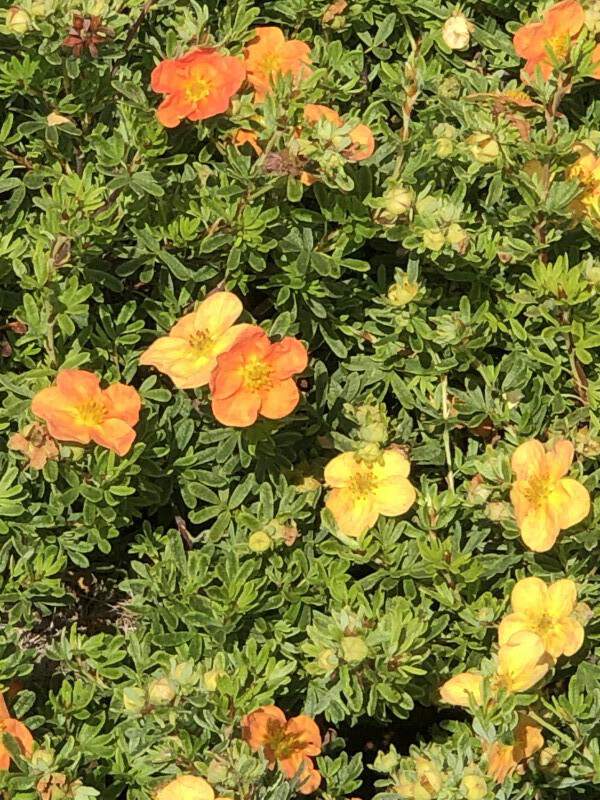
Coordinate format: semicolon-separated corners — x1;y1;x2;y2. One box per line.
383;185;414;217
317;648;339;672
340;635;369;663
422;229;446;251
123;686;146;713
203;668;225;691
442;13;474;50
460;774;487;800
467;132;500;164
436;137;454;158
248;530;272;552
387;277;419;307
6;6;30;33
148;677;177;706
30;748;55;770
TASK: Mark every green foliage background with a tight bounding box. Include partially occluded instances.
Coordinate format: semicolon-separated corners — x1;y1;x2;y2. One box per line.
1;0;600;797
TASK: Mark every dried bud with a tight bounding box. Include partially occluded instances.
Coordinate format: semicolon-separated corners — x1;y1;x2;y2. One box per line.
383;184;414;217
30;748;55;770
6;6;30;34
467;132;500;164
442;12;474;50
423;228;446;251
446;223;469;253
123;686;146;713
413;757;444;799
47;112;71;127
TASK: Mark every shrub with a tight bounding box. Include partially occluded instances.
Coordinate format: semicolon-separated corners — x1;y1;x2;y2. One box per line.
1;0;600;798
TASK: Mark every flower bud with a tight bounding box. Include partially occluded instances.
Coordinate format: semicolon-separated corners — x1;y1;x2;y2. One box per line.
340;635;369;663
123;686;146;713
393;777;416;799
387;278;419;307
446;223;469;253
148;677;177;705
422;229;446;251
383;184;414;217
442;13;474;50
203;668;225;691
248;530;272;552
460;774;487;800
317;648;339;672
373;748;400;773
414;757;443;798
156;775;215;800
6;6;30;33
171;660;195;685
30;748;55;770
467;132;500;164
436;137;454;158
46;112;71;127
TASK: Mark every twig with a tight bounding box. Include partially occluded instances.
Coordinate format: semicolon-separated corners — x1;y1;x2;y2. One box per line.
110;0;157;77
441;375;455;493
1;146;33;170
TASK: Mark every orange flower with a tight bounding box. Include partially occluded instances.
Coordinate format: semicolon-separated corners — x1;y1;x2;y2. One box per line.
151;48;246;128
244;27;312;102
485;714;544;783
8;422;59;470
241;705;321;794
510;439;590;551
0;693;34;771
303;104;375;161
139;292;252;390
233;128;263;156
209;327;308;427
31;370;141;456
513;0;585;80
439;672;485;707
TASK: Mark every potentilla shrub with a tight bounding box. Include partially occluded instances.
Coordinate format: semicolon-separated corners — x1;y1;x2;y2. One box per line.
1;0;600;799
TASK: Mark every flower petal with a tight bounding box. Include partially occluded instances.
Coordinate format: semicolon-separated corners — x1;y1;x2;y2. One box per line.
326;487;377;538
544;0;584;37
102;383;141;427
546;578;577;618
259;378;300;419
92;418;136;456
549;617;584;657
285;715;322;756
241;705;287;752
519;505;561;552
498;613;531;647
510;576;547;619
511;439;545;481
372;477;416;517
439;672;484;707
323;452;358;488
265;337;308;379
193;292;244;337
552;478;590;529
375;448;411;479
212;390;261;427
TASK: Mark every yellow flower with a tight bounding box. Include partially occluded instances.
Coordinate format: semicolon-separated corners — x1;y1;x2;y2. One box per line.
324;447;416;538
466;132;500;163
498;576;584;659
413;757;444;799
495;630;551;693
484;714;543;783
510;439;590;551
439;672;484;707
155;776;214;800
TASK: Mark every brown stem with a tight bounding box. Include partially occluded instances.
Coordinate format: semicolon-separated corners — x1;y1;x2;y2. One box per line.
110;0;157;77
1;146;33;170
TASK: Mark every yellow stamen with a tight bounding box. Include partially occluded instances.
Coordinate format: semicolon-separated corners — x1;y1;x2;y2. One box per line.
261;53;283;75
523;475;551;507
76;399;107;426
349;469;375;497
545;34;570;60
185;73;213;103
242;357;272;391
188;330;214;356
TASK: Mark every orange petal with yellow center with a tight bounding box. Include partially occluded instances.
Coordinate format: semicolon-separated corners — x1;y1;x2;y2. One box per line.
285;715;322;756
265;337;308;379
241;705;287;752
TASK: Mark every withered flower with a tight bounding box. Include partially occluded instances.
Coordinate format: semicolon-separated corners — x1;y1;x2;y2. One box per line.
63;14;113;58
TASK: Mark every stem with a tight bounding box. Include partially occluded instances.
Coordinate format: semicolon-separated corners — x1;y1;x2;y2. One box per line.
441;375;455;493
111;0;156;77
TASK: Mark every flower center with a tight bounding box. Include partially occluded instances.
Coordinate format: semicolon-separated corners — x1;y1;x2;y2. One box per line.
261;53;283;76
188;329;214;356
185;73;213;103
76;399;107;426
523;475;552;507
545;33;570;61
241;357;272;391
349;469;376;497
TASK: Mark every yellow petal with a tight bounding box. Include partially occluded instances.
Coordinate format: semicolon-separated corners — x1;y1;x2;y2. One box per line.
194;291;243;337
374;448;411;479
439;672;484;707
511;439;545;481
324;452;359;488
519;505;560;552
325;487;378;538
373;477;416;517
510;481;531;525
497;614;530;647
497;631;549;692
546;439;574;479
155;775;215;800
510;577;547;620
552;478;590;529
546;579;577;619
548;618;584;658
